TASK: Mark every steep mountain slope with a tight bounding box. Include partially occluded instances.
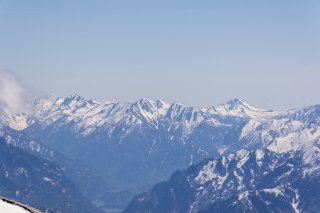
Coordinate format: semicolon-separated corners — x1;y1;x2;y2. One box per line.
0;110;29;131
124;148;320;213
0;126;115;207
0;136;102;213
240;105;320;157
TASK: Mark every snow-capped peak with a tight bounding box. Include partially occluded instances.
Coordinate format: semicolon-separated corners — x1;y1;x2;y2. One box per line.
224;98;249;109
214;98;264;113
127;98;171;124
60;94;100;107
209;98;281;121
31;94;100;113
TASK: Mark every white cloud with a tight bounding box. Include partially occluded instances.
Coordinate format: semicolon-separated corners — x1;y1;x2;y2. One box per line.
0;70;29;113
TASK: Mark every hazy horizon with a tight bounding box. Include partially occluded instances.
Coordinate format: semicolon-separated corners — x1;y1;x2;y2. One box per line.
0;0;319;109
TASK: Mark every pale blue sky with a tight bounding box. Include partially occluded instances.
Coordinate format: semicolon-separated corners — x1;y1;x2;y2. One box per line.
0;0;319;109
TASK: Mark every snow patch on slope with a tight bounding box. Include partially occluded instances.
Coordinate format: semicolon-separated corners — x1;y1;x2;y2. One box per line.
0;199;34;213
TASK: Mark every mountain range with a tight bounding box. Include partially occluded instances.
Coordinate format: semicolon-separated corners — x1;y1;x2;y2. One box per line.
1;94;320;212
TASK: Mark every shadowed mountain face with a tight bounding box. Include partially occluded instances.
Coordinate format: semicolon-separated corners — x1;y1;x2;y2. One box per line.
0;126;115;206
0;137;102;213
124;149;320;213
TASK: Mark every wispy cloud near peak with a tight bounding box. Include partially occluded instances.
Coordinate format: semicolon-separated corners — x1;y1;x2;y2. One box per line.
0;70;36;113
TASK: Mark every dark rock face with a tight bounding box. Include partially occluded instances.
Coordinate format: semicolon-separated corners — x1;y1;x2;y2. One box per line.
0;137;102;213
124;149;320;213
